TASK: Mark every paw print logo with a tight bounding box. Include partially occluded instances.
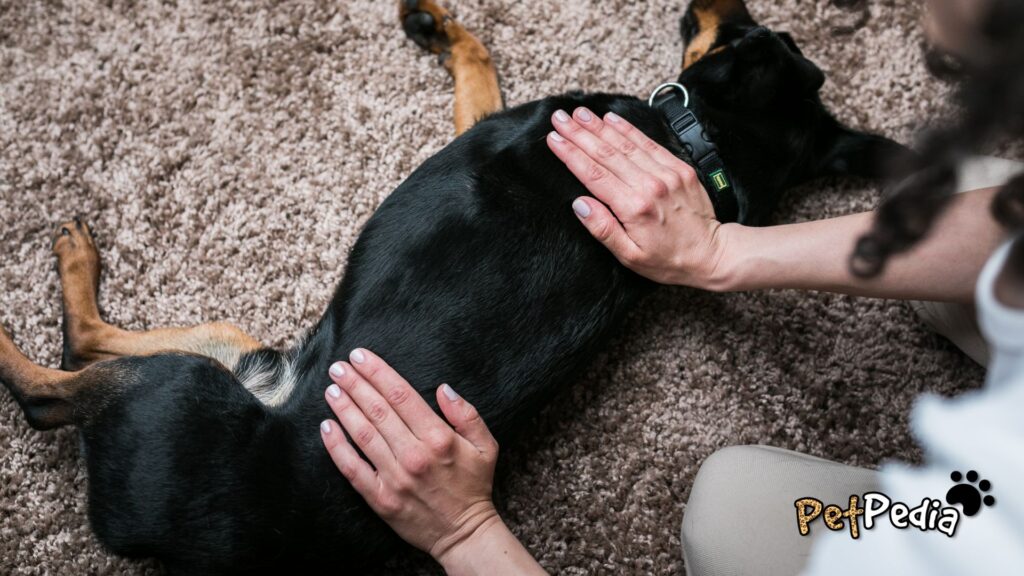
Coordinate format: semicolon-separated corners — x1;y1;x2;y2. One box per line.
945;470;996;517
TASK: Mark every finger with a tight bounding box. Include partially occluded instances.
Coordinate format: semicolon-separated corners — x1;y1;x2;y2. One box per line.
325;380;398;474
603;112;699;182
320;419;379;495
547;130;634;217
329;359;419;460
570;197;642;265
604;113;716;218
344;348;441;440
436;384;498;456
570;107;682;187
552;108;657;189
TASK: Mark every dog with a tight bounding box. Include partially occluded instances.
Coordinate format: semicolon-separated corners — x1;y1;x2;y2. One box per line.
0;0;911;573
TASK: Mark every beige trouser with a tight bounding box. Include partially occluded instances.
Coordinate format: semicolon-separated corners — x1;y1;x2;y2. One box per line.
681;446;878;576
681;157;1023;576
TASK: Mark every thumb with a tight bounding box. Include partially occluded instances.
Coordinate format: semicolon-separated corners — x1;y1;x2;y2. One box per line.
572;198;641;263
436;384;498;456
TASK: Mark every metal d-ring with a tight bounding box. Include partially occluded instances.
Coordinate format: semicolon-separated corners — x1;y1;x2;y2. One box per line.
648;82;690;108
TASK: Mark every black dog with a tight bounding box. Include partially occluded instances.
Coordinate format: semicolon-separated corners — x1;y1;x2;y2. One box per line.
0;0;909;573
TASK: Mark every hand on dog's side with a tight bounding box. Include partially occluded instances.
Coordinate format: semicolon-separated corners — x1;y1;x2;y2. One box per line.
321;349;546;574
546;107;731;290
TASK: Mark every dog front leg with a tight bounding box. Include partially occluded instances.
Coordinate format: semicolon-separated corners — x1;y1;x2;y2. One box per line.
400;0;504;135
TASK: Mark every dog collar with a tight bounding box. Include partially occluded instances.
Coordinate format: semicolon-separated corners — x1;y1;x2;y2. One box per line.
648;83;739;222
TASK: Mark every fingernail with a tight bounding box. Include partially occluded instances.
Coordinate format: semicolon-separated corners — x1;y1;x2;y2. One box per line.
350;349;366;364
327;384;342;399
605;112;622;123
441;384;460;401
321;420;332;434
329;362;345;379
577;108;593;122
572;198;592;218
549;131;566;143
554;109;570;123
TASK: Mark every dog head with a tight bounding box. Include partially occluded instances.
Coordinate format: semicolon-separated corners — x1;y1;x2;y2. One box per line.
674;0;914;224
680;0;825;110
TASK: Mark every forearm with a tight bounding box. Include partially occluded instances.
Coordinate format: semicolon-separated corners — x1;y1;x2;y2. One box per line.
712;187;1006;303
438;517;547;576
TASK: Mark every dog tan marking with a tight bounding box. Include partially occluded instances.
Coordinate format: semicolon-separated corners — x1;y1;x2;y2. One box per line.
401;0;503;135
53;220;263;372
684;0;751;69
0;323;95;428
448;37;502;135
53;218;103;357
0;325;75;398
0;320;149;429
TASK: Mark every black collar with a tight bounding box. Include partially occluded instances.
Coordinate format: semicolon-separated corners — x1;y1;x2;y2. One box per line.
649;83;739;222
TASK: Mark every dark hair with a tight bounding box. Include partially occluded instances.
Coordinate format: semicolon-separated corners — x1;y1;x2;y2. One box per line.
850;0;1024;277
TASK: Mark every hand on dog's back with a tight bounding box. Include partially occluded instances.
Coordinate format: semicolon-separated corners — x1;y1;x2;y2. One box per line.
547;107;727;289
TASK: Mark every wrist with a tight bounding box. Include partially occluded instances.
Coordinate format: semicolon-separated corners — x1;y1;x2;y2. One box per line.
432;503;503;570
436;514;513;576
438;516;545;576
703;222;749;292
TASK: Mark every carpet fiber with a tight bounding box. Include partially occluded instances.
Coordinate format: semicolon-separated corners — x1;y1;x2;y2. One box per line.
0;0;1001;574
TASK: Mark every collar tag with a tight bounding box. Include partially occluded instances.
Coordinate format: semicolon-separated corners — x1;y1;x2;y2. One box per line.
708;169;730;192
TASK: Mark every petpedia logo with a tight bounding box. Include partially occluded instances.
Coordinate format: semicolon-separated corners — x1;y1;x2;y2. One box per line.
945;470;996;517
794;470;996;539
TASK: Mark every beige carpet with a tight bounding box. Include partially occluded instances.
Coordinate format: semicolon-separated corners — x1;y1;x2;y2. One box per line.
0;0;1004;574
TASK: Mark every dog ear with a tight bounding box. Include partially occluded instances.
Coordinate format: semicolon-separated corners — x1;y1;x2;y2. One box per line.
817;127;918;180
773;31;826;93
681;0;756;69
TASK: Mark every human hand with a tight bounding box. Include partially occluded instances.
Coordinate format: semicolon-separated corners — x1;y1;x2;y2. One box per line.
319;349;501;564
546;107;733;289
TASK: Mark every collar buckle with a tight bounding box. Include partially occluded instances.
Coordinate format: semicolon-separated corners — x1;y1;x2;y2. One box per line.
648;81;741;222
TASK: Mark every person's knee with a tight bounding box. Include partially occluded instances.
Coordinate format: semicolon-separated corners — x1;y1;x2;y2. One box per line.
682;446;761;512
681;446;765;568
696;445;760;479
681;446;878;576
685;445;762;515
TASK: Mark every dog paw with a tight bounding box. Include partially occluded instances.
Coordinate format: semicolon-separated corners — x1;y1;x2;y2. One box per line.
945;470;996;517
52;218;99;276
400;0;457;56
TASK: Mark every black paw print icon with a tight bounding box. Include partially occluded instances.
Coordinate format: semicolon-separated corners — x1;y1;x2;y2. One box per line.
945;470;996;517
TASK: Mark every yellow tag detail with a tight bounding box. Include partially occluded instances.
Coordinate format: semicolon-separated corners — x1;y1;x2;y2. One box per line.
709;169;729;191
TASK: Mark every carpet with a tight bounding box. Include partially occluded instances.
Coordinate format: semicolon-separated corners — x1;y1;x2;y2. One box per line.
0;0;1001;574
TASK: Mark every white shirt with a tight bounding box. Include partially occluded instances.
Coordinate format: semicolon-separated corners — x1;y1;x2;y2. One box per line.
802;238;1024;576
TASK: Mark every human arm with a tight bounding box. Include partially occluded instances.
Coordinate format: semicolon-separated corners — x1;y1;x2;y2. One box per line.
546;107;1006;304
717;188;1003;302
319;349;547;576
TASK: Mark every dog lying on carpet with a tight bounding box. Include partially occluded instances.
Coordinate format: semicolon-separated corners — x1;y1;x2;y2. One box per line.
0;0;910;573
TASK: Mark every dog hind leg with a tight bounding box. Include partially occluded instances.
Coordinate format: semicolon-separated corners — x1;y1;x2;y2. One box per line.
0;323;102;429
400;0;503;135
53;219;264;372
